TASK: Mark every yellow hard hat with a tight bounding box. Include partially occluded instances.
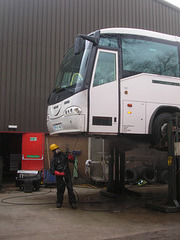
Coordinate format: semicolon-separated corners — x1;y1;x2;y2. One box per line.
50;144;59;151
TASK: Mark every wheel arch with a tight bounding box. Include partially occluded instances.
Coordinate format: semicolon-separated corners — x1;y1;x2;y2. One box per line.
148;106;180;134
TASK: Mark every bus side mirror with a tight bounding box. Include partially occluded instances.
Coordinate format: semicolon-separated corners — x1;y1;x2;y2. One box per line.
74;37;85;55
74;34;99;55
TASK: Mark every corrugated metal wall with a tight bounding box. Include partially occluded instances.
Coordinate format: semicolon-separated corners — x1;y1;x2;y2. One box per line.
0;0;180;132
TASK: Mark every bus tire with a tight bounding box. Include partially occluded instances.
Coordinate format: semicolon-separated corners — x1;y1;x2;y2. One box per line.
152;112;172;148
125;168;137;184
140;167;156;184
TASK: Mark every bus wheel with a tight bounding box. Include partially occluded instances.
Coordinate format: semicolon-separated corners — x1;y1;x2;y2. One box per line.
152;112;172;149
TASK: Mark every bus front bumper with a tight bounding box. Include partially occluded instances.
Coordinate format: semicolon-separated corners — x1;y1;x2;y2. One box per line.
47;115;85;135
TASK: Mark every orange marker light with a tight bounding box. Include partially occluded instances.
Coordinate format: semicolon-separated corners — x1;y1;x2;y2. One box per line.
128;111;132;114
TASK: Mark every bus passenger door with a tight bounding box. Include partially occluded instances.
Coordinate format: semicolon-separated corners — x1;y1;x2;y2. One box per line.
89;49;119;134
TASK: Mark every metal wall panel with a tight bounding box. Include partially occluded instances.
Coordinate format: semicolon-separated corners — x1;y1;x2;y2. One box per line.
0;0;180;132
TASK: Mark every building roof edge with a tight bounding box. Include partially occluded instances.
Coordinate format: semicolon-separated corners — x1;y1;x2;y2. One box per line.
157;0;180;12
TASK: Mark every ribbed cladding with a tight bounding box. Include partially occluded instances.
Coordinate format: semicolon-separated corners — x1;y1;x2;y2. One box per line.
0;0;180;133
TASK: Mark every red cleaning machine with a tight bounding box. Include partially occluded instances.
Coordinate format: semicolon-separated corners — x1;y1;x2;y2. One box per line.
16;133;45;191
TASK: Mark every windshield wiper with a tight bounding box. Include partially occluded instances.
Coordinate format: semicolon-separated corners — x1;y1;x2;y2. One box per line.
65;87;74;93
54;87;74;94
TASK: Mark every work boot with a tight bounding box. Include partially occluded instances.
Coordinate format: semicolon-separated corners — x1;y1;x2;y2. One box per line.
71;202;77;209
56;202;62;208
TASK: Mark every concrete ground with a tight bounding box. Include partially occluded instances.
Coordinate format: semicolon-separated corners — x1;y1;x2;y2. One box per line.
0;183;180;240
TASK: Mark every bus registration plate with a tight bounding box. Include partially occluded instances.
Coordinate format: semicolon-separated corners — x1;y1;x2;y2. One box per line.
54;124;61;131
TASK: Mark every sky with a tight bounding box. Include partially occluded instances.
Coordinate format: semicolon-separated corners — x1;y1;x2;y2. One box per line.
163;0;180;8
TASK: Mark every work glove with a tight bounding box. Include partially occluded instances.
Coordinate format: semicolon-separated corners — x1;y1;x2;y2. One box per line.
68;154;75;161
54;171;65;176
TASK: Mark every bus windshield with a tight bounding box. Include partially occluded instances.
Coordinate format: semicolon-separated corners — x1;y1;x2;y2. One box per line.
54;41;92;94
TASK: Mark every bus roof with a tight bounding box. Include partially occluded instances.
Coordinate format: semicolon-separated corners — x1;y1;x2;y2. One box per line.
100;28;180;43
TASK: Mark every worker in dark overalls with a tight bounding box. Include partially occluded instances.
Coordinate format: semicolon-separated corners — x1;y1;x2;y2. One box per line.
50;144;77;209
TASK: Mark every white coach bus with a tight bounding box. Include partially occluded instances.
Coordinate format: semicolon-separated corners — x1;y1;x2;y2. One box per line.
47;28;180;147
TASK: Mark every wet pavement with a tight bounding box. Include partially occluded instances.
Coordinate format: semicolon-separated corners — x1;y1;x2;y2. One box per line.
0;184;180;240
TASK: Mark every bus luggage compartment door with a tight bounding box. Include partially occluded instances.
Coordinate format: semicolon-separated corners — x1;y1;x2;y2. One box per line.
122;101;146;134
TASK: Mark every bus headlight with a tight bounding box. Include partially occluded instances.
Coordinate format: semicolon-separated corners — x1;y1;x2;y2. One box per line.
64;107;82;116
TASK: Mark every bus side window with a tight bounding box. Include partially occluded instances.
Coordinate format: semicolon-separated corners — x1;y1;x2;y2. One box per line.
99;37;118;48
122;37;179;78
93;51;116;87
